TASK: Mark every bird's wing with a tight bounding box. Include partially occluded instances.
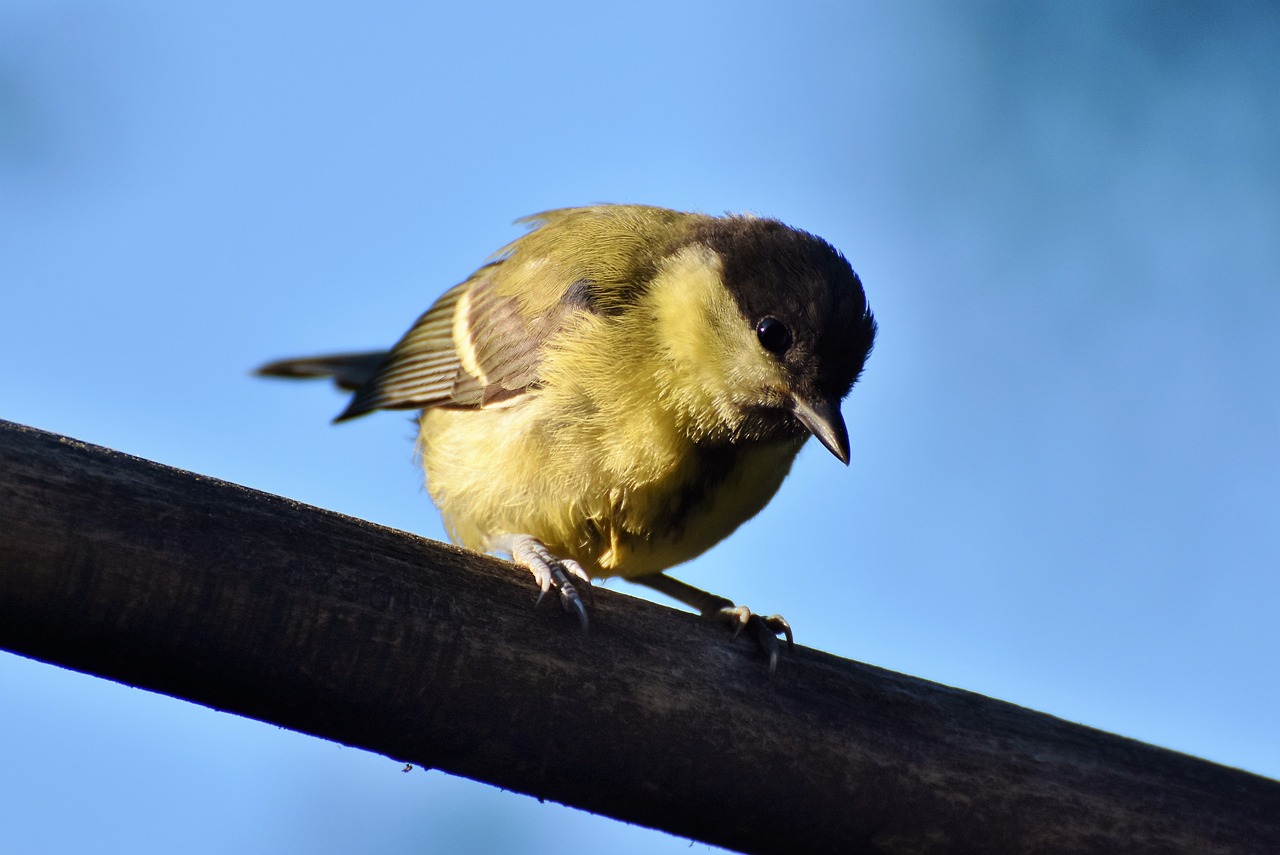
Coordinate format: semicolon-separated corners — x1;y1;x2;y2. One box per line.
335;267;587;421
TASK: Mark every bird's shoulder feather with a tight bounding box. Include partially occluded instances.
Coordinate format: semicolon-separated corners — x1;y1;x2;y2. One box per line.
338;206;700;420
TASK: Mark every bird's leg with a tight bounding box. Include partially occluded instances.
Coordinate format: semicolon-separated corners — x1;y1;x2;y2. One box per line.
630;573;793;674
492;534;592;632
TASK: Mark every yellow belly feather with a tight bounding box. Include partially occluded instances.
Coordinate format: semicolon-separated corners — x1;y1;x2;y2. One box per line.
419;396;803;579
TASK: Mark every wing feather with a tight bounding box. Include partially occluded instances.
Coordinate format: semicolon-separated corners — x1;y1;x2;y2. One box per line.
336;267;591;421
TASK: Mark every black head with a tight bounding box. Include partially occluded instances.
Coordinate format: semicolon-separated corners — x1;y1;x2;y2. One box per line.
696;215;877;408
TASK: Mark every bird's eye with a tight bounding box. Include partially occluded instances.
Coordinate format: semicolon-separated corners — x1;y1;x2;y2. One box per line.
756;317;792;355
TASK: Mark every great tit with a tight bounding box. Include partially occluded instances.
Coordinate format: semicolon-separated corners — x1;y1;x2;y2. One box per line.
258;204;876;671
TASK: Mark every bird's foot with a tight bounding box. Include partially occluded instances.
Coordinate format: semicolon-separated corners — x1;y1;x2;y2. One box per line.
703;598;794;676
501;535;592;632
630;574;794;673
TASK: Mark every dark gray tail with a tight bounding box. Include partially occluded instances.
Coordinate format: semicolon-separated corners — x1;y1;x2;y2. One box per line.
255;351;390;393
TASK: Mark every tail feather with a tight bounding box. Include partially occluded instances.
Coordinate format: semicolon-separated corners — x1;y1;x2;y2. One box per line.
255;351;390;394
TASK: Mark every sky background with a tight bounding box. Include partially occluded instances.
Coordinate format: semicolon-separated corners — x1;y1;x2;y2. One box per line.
2;2;1278;852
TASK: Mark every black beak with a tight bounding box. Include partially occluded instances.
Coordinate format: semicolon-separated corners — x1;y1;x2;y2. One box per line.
791;396;851;465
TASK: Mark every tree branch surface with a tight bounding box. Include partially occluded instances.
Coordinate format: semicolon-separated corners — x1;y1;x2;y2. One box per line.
1;420;1277;854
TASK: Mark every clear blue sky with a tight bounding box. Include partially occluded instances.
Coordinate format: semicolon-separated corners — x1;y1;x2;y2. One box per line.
2;2;1278;853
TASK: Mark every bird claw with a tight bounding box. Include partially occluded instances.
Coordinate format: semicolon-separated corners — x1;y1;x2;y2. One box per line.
712;604;794;675
536;559;591;633
506;535;592;633
631;575;795;673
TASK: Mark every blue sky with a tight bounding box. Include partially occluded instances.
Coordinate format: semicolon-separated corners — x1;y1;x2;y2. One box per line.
2;2;1278;853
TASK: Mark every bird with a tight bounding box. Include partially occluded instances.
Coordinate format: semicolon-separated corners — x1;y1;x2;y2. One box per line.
257;204;876;671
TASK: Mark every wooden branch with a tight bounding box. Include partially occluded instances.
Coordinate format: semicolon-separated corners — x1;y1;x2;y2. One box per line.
0;419;1277;854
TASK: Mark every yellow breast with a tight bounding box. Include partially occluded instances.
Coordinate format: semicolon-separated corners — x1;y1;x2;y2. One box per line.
418;398;802;578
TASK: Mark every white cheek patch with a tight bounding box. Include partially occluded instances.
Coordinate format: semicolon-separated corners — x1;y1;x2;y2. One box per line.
647;244;786;404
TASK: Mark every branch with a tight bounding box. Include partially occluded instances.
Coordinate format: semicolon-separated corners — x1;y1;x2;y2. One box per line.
0;419;1276;854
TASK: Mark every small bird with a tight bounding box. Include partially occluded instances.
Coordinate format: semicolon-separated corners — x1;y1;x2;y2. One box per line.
258;204;876;671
